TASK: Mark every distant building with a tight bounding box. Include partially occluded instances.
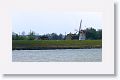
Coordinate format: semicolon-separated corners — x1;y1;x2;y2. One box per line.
40;36;49;40
12;32;17;36
34;35;41;40
66;33;78;40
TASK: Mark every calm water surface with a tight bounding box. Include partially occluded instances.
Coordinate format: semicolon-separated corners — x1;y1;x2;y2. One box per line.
12;49;102;62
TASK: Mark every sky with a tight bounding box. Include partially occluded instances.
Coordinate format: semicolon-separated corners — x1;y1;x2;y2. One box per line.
12;11;102;35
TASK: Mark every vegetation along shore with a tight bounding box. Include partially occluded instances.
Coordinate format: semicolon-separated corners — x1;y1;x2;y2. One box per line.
12;40;102;50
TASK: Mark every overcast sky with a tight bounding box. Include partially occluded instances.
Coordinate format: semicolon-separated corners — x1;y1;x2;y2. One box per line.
12;11;102;35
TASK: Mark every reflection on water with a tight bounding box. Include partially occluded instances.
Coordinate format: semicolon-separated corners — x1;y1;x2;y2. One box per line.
12;49;102;62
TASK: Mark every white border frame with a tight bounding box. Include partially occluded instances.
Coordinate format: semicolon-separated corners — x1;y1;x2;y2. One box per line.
0;0;114;74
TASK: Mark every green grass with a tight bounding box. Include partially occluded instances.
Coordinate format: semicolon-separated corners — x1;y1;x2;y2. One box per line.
12;40;102;50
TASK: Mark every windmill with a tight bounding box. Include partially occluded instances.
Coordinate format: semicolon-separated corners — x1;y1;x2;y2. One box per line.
78;19;86;40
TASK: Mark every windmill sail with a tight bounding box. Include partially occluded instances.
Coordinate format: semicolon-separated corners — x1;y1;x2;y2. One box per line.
78;19;82;35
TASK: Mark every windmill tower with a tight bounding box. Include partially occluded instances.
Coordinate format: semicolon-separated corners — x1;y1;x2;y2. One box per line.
78;20;86;40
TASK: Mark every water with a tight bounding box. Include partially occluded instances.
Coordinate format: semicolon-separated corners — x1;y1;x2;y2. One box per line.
12;49;102;62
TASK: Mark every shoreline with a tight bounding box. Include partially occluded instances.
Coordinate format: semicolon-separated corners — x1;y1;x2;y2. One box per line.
12;46;102;50
12;48;102;50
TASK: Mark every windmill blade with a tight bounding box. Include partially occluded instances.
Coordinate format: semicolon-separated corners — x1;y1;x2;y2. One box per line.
74;29;78;32
74;29;78;34
79;19;82;32
75;31;78;34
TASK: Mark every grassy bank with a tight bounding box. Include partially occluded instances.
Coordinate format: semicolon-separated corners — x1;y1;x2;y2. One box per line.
12;40;102;50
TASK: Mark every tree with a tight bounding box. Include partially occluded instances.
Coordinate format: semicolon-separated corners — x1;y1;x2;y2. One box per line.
21;31;25;36
58;34;63;40
12;34;19;40
85;27;97;40
96;29;102;39
51;33;59;40
28;31;35;40
85;28;102;40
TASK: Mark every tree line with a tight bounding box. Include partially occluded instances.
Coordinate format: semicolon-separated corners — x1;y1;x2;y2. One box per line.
12;27;102;40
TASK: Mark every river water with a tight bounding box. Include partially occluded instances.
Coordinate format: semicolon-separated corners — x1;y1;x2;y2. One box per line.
12;49;102;62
